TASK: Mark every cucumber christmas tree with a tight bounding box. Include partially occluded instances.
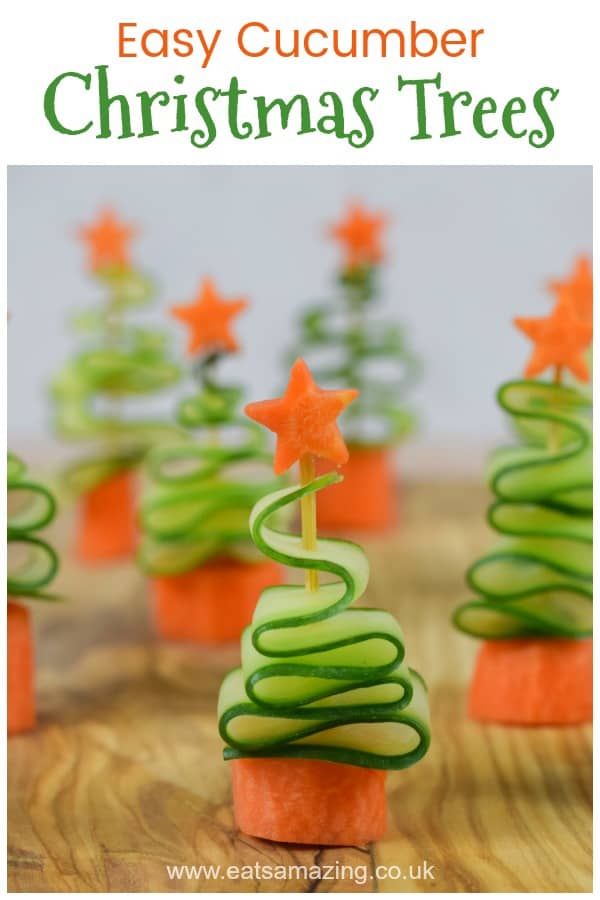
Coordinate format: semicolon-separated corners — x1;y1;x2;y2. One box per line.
218;359;430;846
7;453;60;734
287;202;420;532
453;287;593;725
138;278;284;644
51;209;181;563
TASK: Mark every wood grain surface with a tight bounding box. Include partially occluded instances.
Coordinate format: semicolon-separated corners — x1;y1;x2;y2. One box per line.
7;481;592;893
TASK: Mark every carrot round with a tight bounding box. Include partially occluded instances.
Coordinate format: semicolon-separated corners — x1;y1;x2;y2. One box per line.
153;558;282;643
316;446;398;532
469;637;592;725
76;469;137;562
232;758;387;846
7;602;35;735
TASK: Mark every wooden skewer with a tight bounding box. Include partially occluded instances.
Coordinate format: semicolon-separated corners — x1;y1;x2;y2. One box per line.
299;454;319;592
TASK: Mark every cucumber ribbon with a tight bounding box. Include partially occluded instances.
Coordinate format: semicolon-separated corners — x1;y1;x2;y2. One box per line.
51;265;181;494
287;265;420;446
138;362;283;576
7;453;59;600
454;380;592;639
218;474;431;770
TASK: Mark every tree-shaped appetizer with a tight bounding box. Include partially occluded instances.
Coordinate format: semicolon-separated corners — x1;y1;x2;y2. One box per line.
453;290;593;725
218;359;430;846
288;203;420;532
7;454;59;734
52;209;181;563
138;278;284;644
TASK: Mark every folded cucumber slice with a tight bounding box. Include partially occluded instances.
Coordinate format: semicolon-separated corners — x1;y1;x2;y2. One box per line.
284;262;420;446
138;405;287;575
51;266;182;494
455;380;592;639
7;453;60;601
218;475;430;770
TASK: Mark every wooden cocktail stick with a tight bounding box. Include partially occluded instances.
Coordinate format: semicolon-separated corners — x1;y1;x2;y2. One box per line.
299;454;319;591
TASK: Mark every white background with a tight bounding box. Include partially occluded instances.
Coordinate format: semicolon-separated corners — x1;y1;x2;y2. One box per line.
3;0;596;164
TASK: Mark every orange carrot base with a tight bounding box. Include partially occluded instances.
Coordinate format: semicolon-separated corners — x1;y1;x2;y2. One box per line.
153;558;282;644
316;446;398;533
76;469;137;563
8;601;35;735
231;758;388;846
469;638;593;725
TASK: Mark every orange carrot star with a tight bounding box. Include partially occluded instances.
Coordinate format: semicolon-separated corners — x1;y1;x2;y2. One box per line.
330;203;387;270
245;359;359;474
171;278;248;356
78;209;136;271
550;256;592;325
514;294;593;382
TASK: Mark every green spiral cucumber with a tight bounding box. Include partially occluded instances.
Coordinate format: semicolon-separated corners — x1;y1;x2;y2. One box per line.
51;266;182;494
7;453;59;601
218;474;430;770
287;267;419;446
138;362;283;576
454;380;592;639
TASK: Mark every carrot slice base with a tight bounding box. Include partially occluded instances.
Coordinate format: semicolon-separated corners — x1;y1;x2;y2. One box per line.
232;757;387;846
76;469;137;562
316;446;398;532
8;602;35;735
469;637;592;725
153;558;282;643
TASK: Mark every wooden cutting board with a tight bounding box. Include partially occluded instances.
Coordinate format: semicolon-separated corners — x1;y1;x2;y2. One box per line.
8;482;592;892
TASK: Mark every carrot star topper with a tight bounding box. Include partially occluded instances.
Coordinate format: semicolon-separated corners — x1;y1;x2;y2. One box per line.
170;277;249;426
514;293;593;382
330;202;387;272
78;208;137;272
171;278;248;356
246;358;358;590
245;358;358;475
